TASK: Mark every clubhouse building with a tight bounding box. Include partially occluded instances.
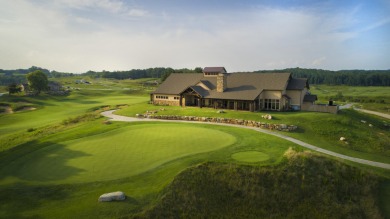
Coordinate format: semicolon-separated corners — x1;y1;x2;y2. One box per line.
151;67;320;112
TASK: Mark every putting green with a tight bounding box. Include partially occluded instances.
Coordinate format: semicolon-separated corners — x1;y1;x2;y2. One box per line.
1;123;236;184
231;151;270;163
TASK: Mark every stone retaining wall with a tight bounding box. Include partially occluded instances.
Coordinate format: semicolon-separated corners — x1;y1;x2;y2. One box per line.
138;114;298;132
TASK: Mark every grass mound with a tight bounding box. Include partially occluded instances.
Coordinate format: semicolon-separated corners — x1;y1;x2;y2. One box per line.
231;151;270;163
139;149;383;219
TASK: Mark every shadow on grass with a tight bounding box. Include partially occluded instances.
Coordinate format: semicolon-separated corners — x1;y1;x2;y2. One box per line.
0;183;72;218
0;141;91;183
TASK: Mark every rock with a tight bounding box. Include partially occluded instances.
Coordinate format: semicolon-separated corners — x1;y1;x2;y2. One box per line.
369;124;373;127
262;114;272;120
361;120;366;123
98;191;126;202
340;137;346;141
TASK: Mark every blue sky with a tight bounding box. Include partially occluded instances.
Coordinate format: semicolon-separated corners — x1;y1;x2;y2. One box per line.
0;0;389;73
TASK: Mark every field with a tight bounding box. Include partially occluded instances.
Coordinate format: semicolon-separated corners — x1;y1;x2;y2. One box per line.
311;85;390;113
0;79;389;218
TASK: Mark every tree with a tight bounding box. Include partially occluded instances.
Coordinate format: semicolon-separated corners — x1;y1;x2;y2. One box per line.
194;67;203;73
161;68;175;82
26;70;48;95
6;83;22;95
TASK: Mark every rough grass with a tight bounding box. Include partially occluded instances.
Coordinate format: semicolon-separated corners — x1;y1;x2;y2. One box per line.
311;85;390;113
138;149;383;219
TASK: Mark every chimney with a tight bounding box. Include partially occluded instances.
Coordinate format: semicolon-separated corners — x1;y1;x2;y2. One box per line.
217;73;227;92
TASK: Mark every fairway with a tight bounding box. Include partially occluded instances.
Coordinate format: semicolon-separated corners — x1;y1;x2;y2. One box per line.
0;123;236;184
232;151;270;163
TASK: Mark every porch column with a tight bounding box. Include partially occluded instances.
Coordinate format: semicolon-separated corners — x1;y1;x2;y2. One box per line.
198;98;202;108
234;101;237;110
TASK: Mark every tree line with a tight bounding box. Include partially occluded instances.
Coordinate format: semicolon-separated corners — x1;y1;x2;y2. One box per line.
1;66;389;86
83;67;203;81
255;68;390;86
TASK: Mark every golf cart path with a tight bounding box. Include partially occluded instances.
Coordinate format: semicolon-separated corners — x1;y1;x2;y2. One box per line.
101;110;390;170
339;103;390;120
355;108;390;120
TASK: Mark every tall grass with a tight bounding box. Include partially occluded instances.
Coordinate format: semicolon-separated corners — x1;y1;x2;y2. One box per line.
139;149;383;219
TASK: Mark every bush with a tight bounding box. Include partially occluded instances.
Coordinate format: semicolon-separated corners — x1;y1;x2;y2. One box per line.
26;128;36;132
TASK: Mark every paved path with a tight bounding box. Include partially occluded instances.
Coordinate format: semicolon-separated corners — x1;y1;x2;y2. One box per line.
355;108;390;120
101;110;390;170
338;103;390;120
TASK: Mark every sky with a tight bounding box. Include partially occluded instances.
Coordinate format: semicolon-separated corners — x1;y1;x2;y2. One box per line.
0;0;389;73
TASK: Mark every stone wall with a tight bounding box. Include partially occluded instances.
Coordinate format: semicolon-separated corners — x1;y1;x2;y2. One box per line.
138;114;298;132
153;100;180;106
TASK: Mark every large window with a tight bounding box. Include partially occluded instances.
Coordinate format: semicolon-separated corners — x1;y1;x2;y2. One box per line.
263;99;280;111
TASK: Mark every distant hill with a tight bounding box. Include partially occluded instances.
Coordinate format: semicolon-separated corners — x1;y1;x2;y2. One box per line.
138;149;383;219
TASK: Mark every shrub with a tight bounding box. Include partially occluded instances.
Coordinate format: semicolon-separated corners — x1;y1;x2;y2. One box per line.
26;128;36;132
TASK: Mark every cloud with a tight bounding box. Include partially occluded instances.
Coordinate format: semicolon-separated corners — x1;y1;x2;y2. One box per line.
54;0;148;17
359;17;390;32
0;1;388;72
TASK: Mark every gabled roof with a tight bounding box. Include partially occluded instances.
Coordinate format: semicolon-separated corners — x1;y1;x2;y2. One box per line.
287;78;308;90
198;80;215;90
186;86;209;97
153;72;292;100
203;67;227;73
303;94;318;102
153;73;206;95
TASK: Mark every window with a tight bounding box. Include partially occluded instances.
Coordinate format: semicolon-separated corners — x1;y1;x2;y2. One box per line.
174;97;180;100
263;99;280;111
156;95;168;99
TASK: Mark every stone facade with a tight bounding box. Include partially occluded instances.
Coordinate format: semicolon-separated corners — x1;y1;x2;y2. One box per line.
153;99;180;106
217;73;227;92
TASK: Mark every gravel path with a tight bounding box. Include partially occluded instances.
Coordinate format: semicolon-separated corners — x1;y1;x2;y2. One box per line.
101;110;390;169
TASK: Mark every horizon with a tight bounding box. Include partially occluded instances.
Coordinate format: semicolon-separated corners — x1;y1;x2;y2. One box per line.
2;66;390;74
2;65;390;74
1;0;389;73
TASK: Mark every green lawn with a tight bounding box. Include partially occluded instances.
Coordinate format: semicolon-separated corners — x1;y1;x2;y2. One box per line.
0;120;296;218
0;123;236;184
231;151;270;163
0;80;389;218
0;89;148;139
117;102;390;164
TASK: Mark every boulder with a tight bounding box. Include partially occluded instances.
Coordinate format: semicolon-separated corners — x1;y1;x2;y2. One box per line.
98;191;126;202
340;137;346;141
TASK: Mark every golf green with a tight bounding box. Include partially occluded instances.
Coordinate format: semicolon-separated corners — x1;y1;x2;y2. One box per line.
231;151;270;163
0;123;236;184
